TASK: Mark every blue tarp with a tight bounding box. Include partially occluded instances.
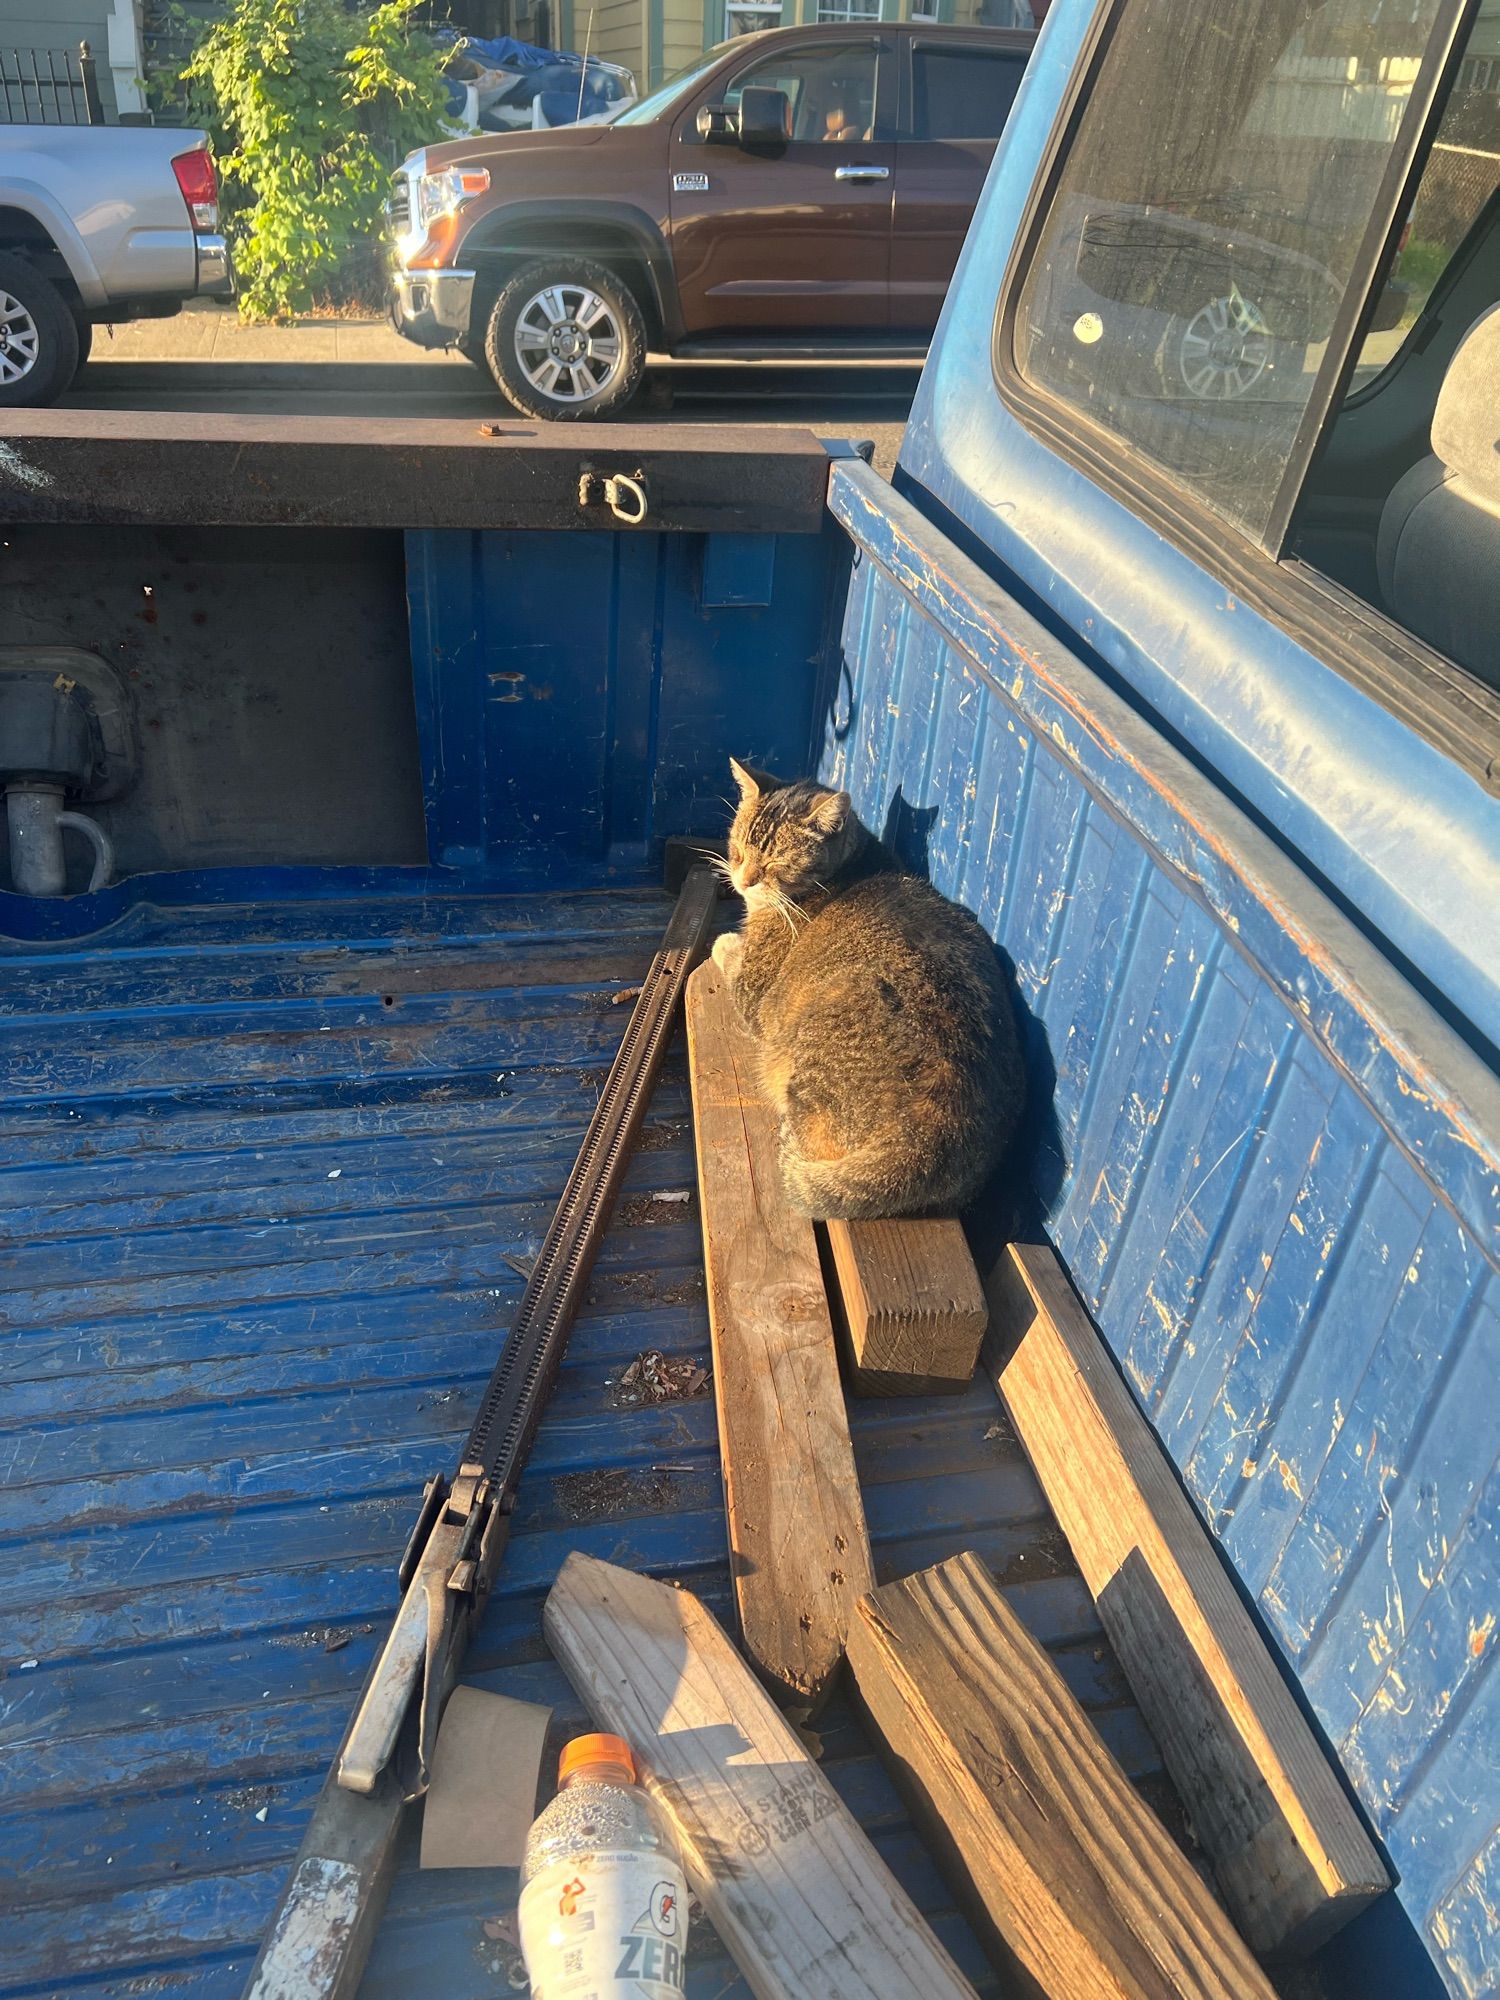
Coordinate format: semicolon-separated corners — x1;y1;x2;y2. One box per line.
435;29;629;125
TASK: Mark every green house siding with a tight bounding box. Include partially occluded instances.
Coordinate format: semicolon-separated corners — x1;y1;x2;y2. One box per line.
0;0;116;118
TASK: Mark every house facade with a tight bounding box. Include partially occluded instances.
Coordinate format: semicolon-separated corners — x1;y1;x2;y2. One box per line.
0;0;147;120
556;0;1043;95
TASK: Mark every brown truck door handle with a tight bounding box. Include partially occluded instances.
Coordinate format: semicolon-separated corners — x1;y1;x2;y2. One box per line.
834;163;890;182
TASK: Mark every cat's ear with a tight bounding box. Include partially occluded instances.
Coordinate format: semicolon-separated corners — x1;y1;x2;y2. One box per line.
811;790;851;836
729;757;778;800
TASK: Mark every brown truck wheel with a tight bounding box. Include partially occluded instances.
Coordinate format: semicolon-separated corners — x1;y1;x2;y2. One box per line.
485;256;646;421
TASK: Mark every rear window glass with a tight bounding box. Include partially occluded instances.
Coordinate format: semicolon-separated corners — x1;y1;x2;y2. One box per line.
912;48;1026;142
1011;0;1447;544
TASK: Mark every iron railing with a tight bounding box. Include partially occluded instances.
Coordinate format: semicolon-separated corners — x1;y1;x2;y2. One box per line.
0;41;104;126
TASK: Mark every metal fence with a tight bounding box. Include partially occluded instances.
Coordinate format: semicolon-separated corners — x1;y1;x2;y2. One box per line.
0;42;104;126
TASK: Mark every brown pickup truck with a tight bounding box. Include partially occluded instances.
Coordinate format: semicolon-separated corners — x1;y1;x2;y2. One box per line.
388;22;1034;419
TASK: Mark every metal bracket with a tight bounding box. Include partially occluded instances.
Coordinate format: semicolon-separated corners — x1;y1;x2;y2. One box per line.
338;1463;493;1798
578;467;650;525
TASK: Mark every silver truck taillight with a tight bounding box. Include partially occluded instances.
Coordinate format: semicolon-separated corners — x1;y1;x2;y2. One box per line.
171;150;220;233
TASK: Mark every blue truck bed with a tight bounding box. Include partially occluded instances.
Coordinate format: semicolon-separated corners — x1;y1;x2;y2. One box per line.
0;305;1493;1997
0;875;1170;1998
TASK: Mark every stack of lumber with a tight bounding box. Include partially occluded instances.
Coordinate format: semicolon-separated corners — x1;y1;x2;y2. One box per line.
564;958;1392;1998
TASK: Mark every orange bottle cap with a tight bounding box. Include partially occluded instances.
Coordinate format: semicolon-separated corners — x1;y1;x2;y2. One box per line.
558;1733;636;1784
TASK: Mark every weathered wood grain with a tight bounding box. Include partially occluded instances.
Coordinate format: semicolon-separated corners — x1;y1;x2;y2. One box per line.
684;963;873;1710
825;1216;988;1395
849;1551;1278;2000
544;1553;979;2000
990;1243;1390;1957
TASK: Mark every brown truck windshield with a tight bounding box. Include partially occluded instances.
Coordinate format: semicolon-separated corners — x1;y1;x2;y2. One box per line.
613;43;743;126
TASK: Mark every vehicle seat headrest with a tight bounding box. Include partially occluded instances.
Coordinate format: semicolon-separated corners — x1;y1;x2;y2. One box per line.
1430;302;1500;490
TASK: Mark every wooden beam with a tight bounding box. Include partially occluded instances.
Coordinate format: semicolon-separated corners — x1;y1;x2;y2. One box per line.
848;1551;1278;2000
825;1217;988;1395
544;1553;979;2000
990;1243;1389;1957
684;962;873;1711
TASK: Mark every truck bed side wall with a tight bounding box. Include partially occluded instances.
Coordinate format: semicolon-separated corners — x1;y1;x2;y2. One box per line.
824;461;1498;2000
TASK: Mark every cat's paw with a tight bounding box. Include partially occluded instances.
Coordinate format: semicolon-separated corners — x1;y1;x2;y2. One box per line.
711;931;743;980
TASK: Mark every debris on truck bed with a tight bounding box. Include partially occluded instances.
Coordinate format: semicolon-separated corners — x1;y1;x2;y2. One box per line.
609;1347;710;1407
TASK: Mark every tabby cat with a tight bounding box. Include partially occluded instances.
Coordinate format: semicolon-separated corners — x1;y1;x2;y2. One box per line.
710;759;1025;1219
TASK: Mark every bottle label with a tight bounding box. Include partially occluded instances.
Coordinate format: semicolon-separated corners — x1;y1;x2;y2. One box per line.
518;1849;688;1999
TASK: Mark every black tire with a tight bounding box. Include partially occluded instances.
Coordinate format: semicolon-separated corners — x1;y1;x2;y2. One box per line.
72;317;93;380
484;256;646;422
0;252;80;407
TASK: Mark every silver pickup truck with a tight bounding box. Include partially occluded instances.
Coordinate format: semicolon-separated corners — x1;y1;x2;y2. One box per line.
0;126;232;406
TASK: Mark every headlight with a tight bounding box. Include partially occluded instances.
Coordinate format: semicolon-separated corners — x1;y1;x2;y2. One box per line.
415;167;490;229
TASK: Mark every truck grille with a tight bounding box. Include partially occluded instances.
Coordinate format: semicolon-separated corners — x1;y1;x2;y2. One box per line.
387;173;411;235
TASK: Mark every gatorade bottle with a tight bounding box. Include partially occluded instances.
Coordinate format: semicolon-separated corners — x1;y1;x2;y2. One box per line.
517;1733;689;1999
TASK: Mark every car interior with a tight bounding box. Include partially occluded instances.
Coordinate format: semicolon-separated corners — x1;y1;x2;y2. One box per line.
1291;191;1500;693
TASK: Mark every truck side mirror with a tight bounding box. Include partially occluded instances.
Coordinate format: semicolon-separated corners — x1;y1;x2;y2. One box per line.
696;103;737;144
735;86;792;149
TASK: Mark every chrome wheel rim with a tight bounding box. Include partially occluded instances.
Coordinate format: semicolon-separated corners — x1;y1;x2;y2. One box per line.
0;290;40;385
1177;290;1270;400
514;283;622;402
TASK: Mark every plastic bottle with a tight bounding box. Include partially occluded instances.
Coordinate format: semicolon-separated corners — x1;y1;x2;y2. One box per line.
517;1732;689;1999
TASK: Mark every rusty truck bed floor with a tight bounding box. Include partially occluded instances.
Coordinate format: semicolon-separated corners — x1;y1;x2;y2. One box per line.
0;877;1169;1998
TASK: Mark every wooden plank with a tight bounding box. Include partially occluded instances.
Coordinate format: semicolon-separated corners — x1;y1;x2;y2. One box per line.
544;1552;979;2000
990;1243;1390;1957
685;962;873;1711
848;1551;1277;2000
825;1217;988;1395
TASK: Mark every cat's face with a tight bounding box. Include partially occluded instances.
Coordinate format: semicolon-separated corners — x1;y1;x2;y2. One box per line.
726;759;854;907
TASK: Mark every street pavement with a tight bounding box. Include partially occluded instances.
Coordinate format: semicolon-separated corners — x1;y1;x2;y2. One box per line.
63;303;916;476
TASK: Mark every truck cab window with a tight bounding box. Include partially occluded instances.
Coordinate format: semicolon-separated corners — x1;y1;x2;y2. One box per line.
724;45;879;142
912;46;1026;142
1008;0;1449;546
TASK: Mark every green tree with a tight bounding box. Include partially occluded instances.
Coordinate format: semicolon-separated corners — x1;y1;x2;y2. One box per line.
184;0;446;320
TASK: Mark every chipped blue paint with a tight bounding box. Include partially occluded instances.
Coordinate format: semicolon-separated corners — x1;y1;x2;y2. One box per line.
826;459;1499;2000
405;526;838;875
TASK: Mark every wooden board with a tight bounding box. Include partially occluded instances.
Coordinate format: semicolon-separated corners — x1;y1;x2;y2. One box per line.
849;1552;1277;2000
544;1552;979;2000
825;1217;988;1395
684;962;874;1710
990;1243;1390;1958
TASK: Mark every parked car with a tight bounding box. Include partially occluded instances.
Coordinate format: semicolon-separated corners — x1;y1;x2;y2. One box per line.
388;21;1034;418
0;127;231;406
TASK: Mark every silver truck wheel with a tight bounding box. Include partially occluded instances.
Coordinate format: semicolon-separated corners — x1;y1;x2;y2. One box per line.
486;257;646;421
0;292;40;385
0;252;79;408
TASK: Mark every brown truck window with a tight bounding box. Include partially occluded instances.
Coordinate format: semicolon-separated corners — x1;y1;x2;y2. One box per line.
724;43;880;141
1009;0;1449;546
912;47;1026;143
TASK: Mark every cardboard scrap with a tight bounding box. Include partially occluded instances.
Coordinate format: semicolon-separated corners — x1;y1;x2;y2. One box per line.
419;1686;552;1871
